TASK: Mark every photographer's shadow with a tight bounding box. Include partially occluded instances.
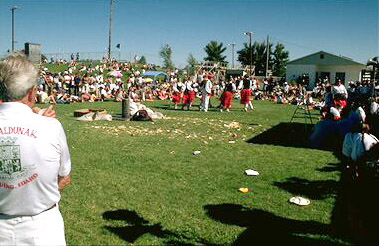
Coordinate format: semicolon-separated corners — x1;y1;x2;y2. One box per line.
102;209;209;245
204;204;345;246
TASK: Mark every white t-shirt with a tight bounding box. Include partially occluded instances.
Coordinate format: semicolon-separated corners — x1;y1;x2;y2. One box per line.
342;132;379;161
333;84;348;97
371;101;378;115
63;75;71;84
0;103;71;216
330;107;341;118
203;80;212;94
356;107;366;122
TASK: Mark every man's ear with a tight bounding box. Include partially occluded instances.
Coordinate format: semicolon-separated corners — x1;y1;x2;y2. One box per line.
28;86;37;102
21;86;37;107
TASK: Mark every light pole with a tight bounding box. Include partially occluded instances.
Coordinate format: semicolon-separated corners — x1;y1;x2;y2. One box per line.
10;6;21;53
228;43;236;69
244;31;253;76
108;0;115;60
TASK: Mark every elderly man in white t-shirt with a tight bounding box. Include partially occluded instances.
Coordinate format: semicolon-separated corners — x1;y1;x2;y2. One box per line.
0;53;71;245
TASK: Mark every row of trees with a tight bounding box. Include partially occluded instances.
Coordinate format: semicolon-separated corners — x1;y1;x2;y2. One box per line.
158;40;289;77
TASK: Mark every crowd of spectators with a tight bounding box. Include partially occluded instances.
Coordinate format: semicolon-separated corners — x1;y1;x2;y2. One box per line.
37;60;378;116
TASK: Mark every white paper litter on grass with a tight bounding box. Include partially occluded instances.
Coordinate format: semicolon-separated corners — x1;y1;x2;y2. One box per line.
289;196;310;206
245;169;259;176
193;151;201;155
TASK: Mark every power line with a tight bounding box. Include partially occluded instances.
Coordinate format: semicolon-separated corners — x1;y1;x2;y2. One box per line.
2;0;376;3
269;36;319;52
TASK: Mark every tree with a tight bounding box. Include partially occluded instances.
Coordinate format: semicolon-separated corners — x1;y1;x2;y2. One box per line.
139;55;147;64
272;43;289;77
204;41;227;62
186;53;198;76
237;41;287;76
237;42;254;67
253;41;269;76
237;41;269;76
159;44;174;70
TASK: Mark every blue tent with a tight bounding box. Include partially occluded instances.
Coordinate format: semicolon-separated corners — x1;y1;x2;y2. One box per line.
143;71;167;81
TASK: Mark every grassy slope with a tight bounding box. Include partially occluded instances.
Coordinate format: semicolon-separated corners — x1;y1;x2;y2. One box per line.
50;99;348;245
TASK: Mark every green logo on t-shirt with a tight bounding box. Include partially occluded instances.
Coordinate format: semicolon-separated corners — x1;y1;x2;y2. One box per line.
0;137;22;176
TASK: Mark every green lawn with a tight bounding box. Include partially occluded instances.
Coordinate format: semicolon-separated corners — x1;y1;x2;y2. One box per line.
51;99;350;245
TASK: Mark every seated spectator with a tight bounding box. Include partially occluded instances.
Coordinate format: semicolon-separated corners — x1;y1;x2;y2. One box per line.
114;89;125;102
305;93;315;107
100;86;112;101
330;106;341;121
158;90;168;100
36;88;49;104
343;123;378;162
370;97;379;115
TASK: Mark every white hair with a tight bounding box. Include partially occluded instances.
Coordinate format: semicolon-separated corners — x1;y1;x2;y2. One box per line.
0;53;38;101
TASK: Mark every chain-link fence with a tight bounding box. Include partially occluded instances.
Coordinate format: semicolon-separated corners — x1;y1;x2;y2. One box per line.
43;51;128;63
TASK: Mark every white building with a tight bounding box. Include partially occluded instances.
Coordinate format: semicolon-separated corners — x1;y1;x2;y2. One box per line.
286;51;365;88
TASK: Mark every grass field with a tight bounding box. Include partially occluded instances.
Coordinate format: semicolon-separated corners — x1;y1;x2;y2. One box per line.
51;99;351;245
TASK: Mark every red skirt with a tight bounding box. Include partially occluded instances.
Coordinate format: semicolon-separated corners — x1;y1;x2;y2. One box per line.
189;91;196;103
223;91;233;108
182;93;190;105
172;92;181;104
241;89;251;104
334;99;347;109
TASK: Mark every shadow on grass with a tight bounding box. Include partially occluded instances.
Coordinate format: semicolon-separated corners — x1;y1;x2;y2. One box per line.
274;177;338;200
247;122;314;149
316;162;342;173
204;204;347;246
102;209;209;245
152;104;221;112
273;164;379;244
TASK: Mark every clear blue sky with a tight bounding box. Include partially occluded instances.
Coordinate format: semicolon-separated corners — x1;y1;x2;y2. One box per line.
0;0;377;68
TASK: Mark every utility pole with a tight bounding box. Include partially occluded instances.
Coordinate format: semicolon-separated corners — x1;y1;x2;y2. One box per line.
244;31;253;76
11;6;20;53
266;35;270;78
108;0;115;60
228;43;236;69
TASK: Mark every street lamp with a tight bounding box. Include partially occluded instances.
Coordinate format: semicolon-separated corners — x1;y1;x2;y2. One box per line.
244;31;253;76
10;6;21;52
228;43;236;69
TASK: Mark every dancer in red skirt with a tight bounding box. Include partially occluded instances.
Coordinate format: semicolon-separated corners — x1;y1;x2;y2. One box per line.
220;79;236;112
182;78;194;110
172;79;183;109
238;76;254;111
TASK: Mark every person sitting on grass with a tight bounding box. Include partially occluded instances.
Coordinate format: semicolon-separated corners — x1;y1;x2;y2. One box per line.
36;87;49;104
274;92;287;104
100;86;112;101
342;123;378;163
48;90;57;104
56;90;70;104
158;89;168;100
114;89;125;102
